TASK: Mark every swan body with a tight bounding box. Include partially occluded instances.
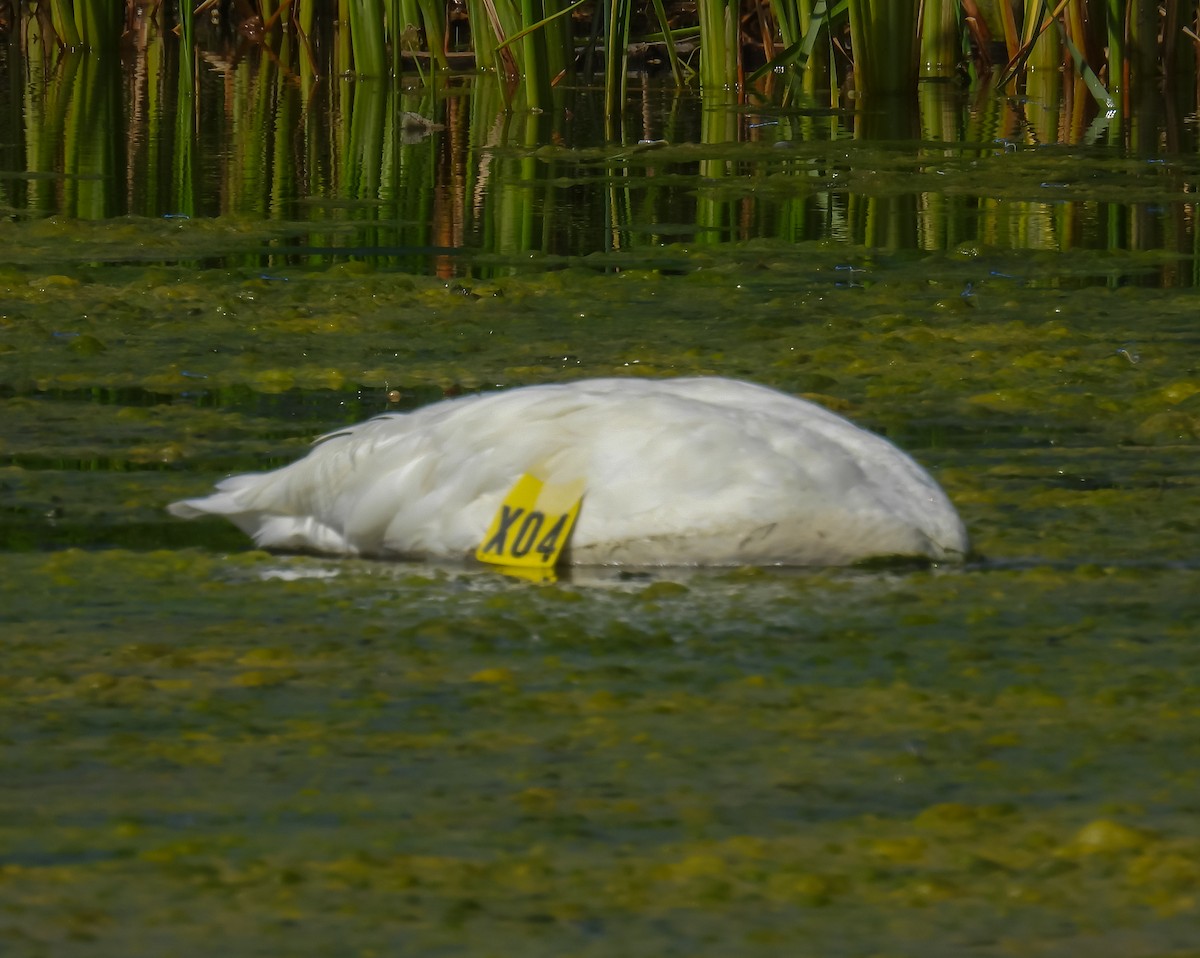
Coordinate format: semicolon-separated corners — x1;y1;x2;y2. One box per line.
169;377;968;566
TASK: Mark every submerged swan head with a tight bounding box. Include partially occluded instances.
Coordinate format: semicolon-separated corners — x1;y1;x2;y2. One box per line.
169;376;968;567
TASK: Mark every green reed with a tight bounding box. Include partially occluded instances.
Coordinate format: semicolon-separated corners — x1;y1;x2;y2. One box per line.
696;1;738;91
845;0;920;94
920;0;960;79
346;0;387;77
18;1;1200;117
8;30;1198;290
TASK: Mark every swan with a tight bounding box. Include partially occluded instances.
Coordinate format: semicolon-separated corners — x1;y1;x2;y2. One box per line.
168;377;968;566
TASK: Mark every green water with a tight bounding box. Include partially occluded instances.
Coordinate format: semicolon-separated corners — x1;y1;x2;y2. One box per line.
2;61;1200;957
4;236;1199;956
3;549;1200;956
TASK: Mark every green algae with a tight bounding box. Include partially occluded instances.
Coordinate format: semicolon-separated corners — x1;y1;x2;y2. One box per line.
2;550;1200;956
2;210;1200;956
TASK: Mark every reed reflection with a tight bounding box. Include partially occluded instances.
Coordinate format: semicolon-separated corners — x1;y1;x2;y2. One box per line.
1;38;1195;287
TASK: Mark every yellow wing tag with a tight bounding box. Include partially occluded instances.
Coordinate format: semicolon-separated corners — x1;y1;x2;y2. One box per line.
475;474;585;569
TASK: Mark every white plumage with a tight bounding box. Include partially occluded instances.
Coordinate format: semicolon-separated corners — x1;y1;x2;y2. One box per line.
169;377;968;566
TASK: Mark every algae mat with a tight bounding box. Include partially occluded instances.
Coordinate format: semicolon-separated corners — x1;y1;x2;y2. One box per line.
2;234;1199;956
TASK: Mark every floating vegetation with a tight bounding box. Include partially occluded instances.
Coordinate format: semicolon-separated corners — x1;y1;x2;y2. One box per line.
3;226;1200;957
1;11;1198;954
1;546;1199;956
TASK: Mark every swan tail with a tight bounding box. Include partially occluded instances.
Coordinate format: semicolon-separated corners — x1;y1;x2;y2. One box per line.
169;479;357;555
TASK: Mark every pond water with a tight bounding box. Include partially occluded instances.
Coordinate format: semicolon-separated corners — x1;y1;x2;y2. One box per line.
2;45;1199;958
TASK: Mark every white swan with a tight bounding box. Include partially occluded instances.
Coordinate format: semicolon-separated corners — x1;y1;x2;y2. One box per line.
169;377;968;566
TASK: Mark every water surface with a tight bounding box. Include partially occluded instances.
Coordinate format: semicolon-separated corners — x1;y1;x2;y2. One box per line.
1;49;1199;958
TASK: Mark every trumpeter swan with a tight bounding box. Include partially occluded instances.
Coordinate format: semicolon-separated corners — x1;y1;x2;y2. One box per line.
169;377;968;566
